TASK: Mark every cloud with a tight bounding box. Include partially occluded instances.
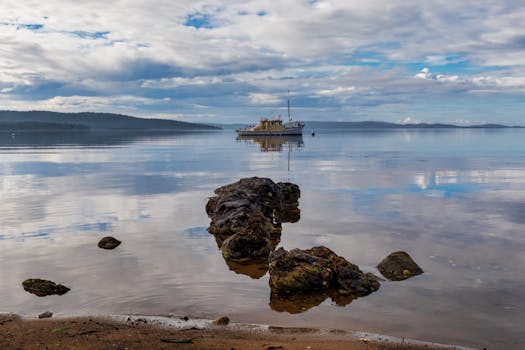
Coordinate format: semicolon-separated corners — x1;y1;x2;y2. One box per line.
248;93;281;105
1;1;525;123
0;95;171;113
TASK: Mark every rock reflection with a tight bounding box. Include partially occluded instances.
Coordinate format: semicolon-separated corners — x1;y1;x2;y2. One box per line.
224;259;269;279
206;177;300;279
236;135;303;152
269;289;357;314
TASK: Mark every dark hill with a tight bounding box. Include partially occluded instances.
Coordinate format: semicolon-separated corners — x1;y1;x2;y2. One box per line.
304;121;519;129
0;111;220;131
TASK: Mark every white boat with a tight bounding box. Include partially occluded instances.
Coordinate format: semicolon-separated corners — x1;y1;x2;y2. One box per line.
236;93;304;136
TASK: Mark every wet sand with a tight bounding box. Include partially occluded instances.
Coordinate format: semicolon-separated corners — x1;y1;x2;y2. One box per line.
0;314;464;350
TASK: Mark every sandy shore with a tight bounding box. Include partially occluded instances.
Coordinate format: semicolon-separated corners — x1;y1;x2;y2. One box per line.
0;314;468;350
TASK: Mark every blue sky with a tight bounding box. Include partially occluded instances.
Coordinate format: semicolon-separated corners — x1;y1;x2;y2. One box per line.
1;1;525;124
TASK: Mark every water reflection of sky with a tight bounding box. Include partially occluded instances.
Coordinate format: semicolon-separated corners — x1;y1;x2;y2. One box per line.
1;129;525;349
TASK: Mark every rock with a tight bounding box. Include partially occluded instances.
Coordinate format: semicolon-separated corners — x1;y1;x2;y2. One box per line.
268;247;333;292
206;177;300;278
22;279;70;297
221;228;273;261
268;246;380;297
97;236;121;250
377;251;423;281
212;316;230;326
332;256;380;296
38;311;53;319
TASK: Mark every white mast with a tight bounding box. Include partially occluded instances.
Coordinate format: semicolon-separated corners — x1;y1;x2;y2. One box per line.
287;90;291;123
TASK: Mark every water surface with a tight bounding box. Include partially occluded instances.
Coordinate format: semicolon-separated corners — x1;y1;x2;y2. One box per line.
1;128;524;349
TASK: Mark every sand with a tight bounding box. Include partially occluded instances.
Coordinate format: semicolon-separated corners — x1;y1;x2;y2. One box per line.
0;314;460;350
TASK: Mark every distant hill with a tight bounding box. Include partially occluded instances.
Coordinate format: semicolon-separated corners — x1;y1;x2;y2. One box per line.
0;111;220;131
304;121;521;129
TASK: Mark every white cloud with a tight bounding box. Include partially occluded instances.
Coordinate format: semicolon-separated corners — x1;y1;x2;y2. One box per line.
248;93;282;105
0;95;171;113
1;1;525;123
317;86;356;96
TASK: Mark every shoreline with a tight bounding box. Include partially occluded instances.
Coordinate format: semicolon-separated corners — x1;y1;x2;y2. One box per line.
0;313;477;350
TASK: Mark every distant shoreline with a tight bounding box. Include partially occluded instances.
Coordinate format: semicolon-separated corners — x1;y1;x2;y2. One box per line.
303;121;522;129
216;121;523;130
0;110;220;131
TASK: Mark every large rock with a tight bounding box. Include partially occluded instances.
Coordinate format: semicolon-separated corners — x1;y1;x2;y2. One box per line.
268;247;333;292
268;246;380;297
207;177;300;238
377;251;423;281
22;279;70;297
221;229;273;261
206;177;300;278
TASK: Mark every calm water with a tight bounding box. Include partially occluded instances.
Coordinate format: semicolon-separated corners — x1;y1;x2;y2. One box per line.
1;128;524;349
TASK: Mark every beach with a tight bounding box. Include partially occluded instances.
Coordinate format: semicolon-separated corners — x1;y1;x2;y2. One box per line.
0;314;465;350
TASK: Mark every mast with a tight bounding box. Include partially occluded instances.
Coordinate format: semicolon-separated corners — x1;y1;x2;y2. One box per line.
287;90;291;123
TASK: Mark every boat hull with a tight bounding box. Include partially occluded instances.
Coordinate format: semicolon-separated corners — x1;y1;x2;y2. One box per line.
236;126;304;136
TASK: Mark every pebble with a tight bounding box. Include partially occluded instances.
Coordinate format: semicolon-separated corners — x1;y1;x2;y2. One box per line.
38;311;53;319
212;316;230;326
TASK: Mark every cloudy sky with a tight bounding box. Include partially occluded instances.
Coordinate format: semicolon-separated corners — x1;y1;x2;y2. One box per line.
1;1;525;124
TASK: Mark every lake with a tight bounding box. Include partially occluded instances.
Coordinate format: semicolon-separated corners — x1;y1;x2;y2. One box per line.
1;127;524;349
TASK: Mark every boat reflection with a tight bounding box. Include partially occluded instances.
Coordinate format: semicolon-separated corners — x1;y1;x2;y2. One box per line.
236;135;304;152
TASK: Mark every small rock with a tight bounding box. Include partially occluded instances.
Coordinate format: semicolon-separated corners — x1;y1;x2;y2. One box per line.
212;316;230;326
38;311;53;319
160;338;193;344
97;236;121;250
22;279;70;297
181;316;189;321
377;251;423;281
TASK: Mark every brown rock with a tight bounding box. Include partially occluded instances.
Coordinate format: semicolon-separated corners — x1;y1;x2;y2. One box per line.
98;236;121;250
38;311;53;319
268;246;380;296
22;279;70;297
377;251;423;281
206;178;300;278
212;316;230;326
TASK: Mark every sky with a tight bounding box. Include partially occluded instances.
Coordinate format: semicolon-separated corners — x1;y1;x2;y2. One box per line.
1;0;525;124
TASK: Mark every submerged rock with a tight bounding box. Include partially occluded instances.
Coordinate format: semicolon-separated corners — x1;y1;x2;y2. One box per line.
206;177;300;278
268;246;380;297
98;236;121;250
377;251;423;281
22;279;70;297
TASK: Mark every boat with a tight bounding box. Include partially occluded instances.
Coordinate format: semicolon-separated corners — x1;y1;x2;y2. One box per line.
236;93;304;136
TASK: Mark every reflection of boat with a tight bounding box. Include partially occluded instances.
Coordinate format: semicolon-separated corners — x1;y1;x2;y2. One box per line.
236;92;304;136
236;135;304;152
